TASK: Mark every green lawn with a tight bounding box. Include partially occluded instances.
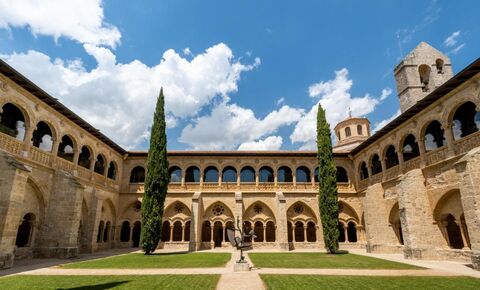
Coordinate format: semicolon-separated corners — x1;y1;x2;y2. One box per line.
260;275;480;290
249;253;421;269
0;275;220;290
62;252;231;268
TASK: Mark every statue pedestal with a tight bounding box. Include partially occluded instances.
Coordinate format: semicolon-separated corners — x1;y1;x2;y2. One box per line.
234;261;250;272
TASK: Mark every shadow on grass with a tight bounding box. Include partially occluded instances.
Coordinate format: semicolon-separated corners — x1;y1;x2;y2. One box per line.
146;251;190;256
58;281;129;290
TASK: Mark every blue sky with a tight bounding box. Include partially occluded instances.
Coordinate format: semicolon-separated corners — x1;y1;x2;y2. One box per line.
0;0;478;150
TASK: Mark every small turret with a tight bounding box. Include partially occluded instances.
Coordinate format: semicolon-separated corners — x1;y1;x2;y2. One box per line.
333;114;370;152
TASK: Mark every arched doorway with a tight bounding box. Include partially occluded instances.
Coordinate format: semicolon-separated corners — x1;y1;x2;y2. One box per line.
120;221;131;242
213;221;223;247
132;221;141;247
15;213;35;247
172;221;183;242
347;222;357;243
161;221;171;242
294;222;305;242
306;222;316;242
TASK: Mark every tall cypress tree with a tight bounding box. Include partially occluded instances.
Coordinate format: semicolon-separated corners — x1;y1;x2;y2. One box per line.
316;104;339;253
141;88;169;254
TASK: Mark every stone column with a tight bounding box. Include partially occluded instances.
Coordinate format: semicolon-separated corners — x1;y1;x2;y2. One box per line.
303;225;307;242
263;225;266;242
397;169;444;260
21;125;34;157
181;225;185;242
0;151;30;269
444;123;456;157
234;191;243;231
457;221;469;250
189;192;202;251
292;225;296;243
455;148;480;269
344;226;349;242
418;138;427;166
169;224;174;242
50;138;59;166
275;191;288;250
210;224;214;243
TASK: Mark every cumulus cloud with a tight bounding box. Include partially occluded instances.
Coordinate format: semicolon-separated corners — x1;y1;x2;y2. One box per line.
238;136;283;150
1;43;258;149
0;0;121;47
444;30;461;47
290;68;381;149
380;87;393;101
179;101;303;150
372;109;401;133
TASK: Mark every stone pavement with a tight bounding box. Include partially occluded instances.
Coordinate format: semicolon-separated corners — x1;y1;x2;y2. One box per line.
2;248;480;290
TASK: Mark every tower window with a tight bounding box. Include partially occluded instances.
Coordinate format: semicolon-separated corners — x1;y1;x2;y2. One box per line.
345;127;351;137
357;125;363;135
436;59;444;74
418;64;431;92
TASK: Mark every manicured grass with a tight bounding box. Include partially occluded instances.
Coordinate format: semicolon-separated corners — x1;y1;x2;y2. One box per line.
62;252;231;268
260;275;480;290
249;253;421;269
0;275;220;290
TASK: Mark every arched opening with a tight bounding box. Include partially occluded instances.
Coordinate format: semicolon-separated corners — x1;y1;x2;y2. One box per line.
345;127;351;137
436;58;444;74
336;167;349;183
424;120;446;151
371;154;382;175
357;125;363;135
338;222;346;242
203;166;218;183
172;221;183;242
385;145;399;169
132;221;141;247
389;203;403;245
259;166;274;183
184;221;191;242
97;221;104;243
169;166;182;183
185;166;200;182
94;155;106;175
213;221;223;247
402;134;420;161
296;166;311;183
0;103;26;140
103;221;111;242
287;222;293;242
347;222;357;243
314;167;319;183
266;221;275;242
452;102;480;140
418;64;431;92
130;166;145;183
224;221;233;244
254;221;264;242
78;146;92;169
15;213;35;247
244;221;252;242
240;166;255;182
445;214;463;249
202;221;211;242
222;166;237;183
161;221;171;242
359;162;369;180
57;135;74;162
277;166;292;182
107;161;117;180
294;221;305;242
306;222;316;242
31;121;53;151
120;221;131;242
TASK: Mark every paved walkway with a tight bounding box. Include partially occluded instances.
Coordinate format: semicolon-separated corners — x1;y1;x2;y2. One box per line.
2;248;479;290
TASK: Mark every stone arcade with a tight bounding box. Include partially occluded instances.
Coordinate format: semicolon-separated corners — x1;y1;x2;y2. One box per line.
1;42;480;270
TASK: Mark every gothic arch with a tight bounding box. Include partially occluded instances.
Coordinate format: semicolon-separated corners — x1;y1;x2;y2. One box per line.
287;201;317;224
203;201;234;224
338;201;359;224
164;201;191;223
243;201;276;224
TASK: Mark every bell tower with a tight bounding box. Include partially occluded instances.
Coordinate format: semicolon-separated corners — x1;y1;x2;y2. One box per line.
394;42;453;113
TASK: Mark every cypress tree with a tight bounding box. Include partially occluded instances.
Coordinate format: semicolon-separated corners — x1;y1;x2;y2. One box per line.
141;88;169;254
316;104;340;253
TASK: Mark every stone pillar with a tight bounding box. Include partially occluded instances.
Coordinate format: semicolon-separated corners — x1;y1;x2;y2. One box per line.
181;225;185;242
275;191;288;250
397;169;444;260
35;171;84;258
210;225;214;243
418;138;427;166
455;148;480;269
234;191;243;232
303;226;307;242
189;192;202;251
363;183;399;253
344;226;349;242
444;123;456;157
457;222;469;250
169;224;174;242
21;126;34;157
263;225;266;242
292;225;297;243
0;151;30;269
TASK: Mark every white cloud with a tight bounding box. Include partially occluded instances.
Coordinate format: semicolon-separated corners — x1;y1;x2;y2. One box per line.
372;109;401;133
291;68;381;149
183;48;192;56
1;43;258;149
380;87;392;101
179;101;303;150
238;136;283;150
0;0;121;47
444;30;461;47
276;97;285;106
449;43;465;55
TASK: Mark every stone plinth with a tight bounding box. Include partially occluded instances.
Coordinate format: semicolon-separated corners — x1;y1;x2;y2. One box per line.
234;261;250;272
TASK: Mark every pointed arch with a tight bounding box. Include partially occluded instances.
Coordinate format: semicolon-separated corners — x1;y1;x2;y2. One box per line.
243;201;276;224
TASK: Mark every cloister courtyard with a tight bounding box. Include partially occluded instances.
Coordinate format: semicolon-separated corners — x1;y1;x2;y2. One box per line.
1;248;480;289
